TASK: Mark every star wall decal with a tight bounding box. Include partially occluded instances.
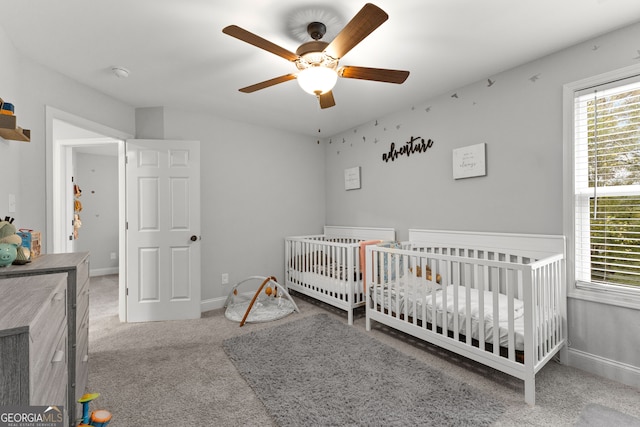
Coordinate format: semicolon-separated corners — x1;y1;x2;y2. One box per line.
451;93;459;99
487;79;495;87
529;73;541;82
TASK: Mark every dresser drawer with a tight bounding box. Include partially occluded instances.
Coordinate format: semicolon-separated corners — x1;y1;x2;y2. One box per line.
76;279;90;336
76;305;89;349
31;280;67;373
77;258;90;290
31;325;67;406
75;333;89;400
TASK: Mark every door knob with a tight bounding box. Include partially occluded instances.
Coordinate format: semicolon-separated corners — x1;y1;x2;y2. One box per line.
190;235;198;242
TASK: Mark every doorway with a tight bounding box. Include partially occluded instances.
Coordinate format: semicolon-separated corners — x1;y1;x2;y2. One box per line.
46;106;133;322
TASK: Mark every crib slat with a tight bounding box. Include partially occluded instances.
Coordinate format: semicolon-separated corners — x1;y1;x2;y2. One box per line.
507;268;516;362
491;266;500;356
478;264;486;348
394;251;401;318
464;263;472;346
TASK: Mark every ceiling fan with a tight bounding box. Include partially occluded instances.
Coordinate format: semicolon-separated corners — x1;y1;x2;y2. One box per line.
222;3;410;109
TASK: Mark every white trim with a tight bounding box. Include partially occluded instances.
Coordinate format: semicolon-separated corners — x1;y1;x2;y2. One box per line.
46;106;133;322
201;296;227;313
90;267;119;277
568;348;640;390
324;225;395;241
563;63;640;311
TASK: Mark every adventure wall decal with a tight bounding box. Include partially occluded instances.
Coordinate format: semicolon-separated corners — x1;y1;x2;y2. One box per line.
382;136;435;162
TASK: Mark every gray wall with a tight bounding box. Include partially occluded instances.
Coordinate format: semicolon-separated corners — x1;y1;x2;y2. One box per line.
323;22;640;379
74;152;119;273
162;108;326;301
0;24;135;236
0;25;26;229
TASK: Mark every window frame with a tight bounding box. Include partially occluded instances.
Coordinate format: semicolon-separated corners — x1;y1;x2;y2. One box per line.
563;63;640;310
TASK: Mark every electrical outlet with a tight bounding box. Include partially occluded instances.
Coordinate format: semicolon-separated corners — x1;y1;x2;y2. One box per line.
221;273;229;285
8;194;16;213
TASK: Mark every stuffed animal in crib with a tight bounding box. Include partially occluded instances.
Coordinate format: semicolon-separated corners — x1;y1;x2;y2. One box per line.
411;265;442;283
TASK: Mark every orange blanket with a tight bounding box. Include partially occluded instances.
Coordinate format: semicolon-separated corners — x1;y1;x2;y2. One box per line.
359;240;383;292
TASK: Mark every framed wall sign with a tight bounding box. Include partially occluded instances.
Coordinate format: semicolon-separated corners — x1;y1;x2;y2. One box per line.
344;166;361;190
452;143;486;179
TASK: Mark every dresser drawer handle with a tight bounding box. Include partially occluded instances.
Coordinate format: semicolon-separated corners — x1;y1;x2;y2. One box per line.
52;350;65;363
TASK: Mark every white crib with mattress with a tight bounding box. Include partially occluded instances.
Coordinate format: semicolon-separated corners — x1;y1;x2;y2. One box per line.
285;226;395;324
365;229;567;405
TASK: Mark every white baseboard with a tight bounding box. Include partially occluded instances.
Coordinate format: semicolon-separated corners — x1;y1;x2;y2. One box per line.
201;296;227;313
200;291;256;314
568;348;640;389
90;267;119;277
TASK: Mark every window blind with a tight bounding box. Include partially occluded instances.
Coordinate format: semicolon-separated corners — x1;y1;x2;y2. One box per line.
574;77;640;288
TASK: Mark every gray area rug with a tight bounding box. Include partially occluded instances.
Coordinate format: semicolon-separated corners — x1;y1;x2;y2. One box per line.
575;403;640;426
223;313;505;426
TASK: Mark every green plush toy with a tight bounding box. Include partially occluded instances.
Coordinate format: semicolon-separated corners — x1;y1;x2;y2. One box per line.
0;221;30;264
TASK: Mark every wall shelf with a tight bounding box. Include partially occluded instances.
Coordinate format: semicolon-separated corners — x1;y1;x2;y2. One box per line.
0;98;30;142
0;126;30;142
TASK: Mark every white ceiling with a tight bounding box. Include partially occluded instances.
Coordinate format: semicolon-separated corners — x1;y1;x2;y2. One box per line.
2;0;640;137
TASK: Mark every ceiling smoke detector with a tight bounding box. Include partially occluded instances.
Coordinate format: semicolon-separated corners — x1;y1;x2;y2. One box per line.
111;66;130;79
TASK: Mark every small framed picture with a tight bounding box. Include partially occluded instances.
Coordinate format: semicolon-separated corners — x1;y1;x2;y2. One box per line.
452;143;486;179
344;166;361;190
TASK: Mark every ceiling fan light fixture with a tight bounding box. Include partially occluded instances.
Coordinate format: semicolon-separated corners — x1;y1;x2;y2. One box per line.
297;66;337;95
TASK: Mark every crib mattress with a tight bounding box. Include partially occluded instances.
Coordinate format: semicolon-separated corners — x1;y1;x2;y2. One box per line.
370;278;526;351
288;269;364;296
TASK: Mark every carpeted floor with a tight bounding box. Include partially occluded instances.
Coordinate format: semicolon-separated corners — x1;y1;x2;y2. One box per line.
575;403;640;426
224;313;505;426
87;274;640;426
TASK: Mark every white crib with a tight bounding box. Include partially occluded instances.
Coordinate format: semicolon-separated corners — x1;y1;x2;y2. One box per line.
285;226;395;325
365;229;567;405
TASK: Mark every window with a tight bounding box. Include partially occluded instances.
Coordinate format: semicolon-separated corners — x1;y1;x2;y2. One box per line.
566;67;640;306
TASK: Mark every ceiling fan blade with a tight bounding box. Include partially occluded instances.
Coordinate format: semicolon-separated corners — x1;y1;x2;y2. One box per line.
318;91;336;109
239;74;297;93
338;66;409;84
222;25;299;62
324;3;388;59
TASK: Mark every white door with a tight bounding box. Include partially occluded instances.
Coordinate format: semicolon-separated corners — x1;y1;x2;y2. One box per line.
125;139;201;322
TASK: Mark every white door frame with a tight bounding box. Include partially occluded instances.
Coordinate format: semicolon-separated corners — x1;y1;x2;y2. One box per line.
46;106;133;322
